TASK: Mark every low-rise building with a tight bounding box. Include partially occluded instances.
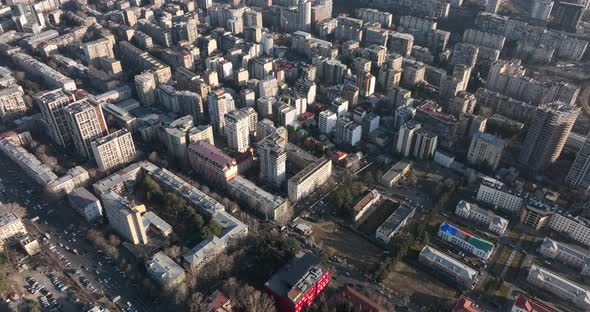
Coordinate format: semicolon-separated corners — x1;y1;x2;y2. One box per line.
510;292;557;312
265;253;331;312
143;211;172;237
381;159;412;187
376;201;417;243
68;187;103;222
353;189;380;223
17;233;40;256
0;213;27;250
47;166;90;196
419;245;478;288
188;140;238;186
526;265;590;309
538;237;590;276
227;175;289;221
476;178;526;213
438;222;494;260
184;236;226;271
452;295;482;312
455;200;508;235
145;251;185;287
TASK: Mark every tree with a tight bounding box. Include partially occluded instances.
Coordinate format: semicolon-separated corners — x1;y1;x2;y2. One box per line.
0;202;27;218
236;285;277;312
188;292;206;312
423;231;430;245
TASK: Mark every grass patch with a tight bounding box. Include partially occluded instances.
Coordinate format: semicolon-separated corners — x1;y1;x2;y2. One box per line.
490;245;512;277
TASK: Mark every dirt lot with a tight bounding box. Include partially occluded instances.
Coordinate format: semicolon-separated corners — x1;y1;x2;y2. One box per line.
383;260;459;309
309;220;383;271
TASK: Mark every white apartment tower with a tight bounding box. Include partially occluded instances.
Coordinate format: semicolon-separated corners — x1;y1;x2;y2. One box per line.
65;99;109;159
258;133;287;188
91;129;136;172
225;108;251;153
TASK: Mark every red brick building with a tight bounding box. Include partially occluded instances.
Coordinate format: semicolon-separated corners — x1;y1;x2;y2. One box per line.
264;253;330;312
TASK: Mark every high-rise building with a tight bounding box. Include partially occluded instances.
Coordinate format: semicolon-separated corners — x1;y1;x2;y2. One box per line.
135;72;157;106
396;119;421;157
335;117;362;146
319;109;337;134
65;99;109;159
208;89;236;134
225;109;251;153
35;89;73;148
91;129;136;172
258;133;287;188
467;131;505;170
519;102;580;171
412;128;438;160
531;0;554;21
566;133;590;191
102;191;148;245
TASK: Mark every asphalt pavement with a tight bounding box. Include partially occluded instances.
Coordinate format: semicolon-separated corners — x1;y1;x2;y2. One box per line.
0;153;151;312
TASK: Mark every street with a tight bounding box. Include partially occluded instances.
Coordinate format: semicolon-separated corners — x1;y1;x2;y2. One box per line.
0;152;151;312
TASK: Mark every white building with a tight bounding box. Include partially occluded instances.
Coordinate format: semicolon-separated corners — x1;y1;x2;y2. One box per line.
225;109;251;153
288;158;332;203
548;213;590;247
257;133;287;188
68;187;103;222
376;201;417;243
455;200;508;235
91;129;136;172
146;251;185;286
65;99;109;159
527;265;590;309
476;178;526;213
335;117;362;146
419;245;478;288
467;131;505;170
318;109;337;134
538;237;590;276
0;213;27;250
438;222;495;260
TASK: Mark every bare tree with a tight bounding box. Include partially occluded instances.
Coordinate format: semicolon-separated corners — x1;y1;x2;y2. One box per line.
236;285;277;312
108;234;121;247
164;245;183;260
0;202;27;218
188;292;207;312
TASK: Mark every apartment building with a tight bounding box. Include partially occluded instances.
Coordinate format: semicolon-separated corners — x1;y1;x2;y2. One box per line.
0;213;27;250
476;178;526;213
0;85;27;121
566;133;590;191
68;187;103;222
35;89;73;148
227;175;289;221
188;140;238;186
353;189;380;223
91;129;136;172
438;222;495;260
145;251;185;287
101;191;148;245
65;99;109;159
455;200;508;235
288;158;332;203
467;131;505;170
258;133;287;188
538;237;590;276
419;245;478;288
225;108;251;153
526;265;590;309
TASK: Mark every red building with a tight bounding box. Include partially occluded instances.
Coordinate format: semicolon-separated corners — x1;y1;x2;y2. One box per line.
265;253;331;312
188;141;238;186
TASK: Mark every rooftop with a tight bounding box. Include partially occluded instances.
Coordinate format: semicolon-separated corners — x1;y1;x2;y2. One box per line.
420;245;478;284
528;265;590;307
145;251;184;284
265;253;326;303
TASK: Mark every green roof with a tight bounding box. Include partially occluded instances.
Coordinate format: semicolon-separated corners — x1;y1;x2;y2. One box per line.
468;236;494;253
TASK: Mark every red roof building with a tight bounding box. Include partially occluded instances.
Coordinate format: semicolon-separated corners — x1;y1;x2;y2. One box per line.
511;292;557;312
188;141;238;186
452;295;483;312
